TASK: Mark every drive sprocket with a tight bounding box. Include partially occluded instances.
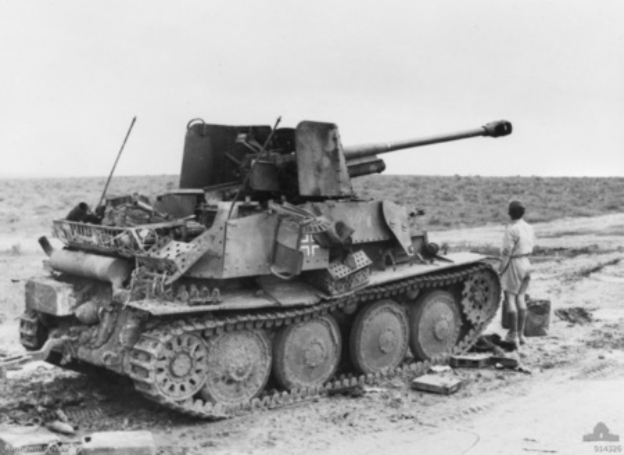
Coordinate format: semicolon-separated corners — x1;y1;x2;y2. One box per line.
133;330;210;401
461;266;501;324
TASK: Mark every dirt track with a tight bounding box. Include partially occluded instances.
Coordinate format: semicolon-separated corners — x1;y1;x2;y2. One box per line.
1;214;623;455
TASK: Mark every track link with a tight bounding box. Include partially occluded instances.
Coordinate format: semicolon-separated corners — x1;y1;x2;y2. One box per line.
127;263;499;418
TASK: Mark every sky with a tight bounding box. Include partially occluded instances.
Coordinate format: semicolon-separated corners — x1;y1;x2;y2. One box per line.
0;0;622;178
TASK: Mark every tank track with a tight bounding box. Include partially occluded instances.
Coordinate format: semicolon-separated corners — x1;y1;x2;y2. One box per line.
127;262;499;419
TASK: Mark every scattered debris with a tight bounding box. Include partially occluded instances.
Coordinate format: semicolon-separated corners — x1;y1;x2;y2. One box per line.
40;407;102;424
554;307;593;325
362;386;386;394
470;334;514;354
46;420;75;435
496;339;519;352
327;384;365;398
82;431;156;455
470;336;495;353
429;365;452;374
515;365;532;375
0;428;65;455
411;374;463;395
454;340;532;373
450;354;491;368
54;410;69;424
491;356;520;369
0;338;66;380
0;428;156;455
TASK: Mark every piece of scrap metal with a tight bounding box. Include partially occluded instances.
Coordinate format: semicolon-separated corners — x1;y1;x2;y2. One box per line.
411;374;464;395
449;353;492;368
491;355;520;369
0;338;66;379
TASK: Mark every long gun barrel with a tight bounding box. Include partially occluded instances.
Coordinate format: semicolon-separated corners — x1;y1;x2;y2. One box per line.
343;120;512;161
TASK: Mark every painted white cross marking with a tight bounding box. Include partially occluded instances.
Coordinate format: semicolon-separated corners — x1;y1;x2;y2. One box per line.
299;234;320;256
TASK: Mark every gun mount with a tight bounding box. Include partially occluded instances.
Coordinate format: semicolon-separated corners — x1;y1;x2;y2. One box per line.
179;119;512;199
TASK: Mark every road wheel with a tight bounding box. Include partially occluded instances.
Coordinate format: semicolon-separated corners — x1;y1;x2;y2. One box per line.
273;315;341;390
409;290;461;361
350;300;409;374
200;329;272;406
152;332;209;401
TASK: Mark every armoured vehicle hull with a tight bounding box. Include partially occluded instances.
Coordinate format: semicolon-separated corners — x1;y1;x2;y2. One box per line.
20;118;511;417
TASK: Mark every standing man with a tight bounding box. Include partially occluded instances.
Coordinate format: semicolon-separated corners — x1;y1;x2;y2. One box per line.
500;200;535;347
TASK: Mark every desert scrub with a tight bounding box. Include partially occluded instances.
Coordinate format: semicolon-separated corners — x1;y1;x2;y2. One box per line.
0;174;622;236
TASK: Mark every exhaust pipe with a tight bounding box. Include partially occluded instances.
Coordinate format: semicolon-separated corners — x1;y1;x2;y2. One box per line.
38;236;132;289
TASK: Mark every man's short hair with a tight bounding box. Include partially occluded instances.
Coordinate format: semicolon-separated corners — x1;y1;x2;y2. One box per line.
508;200;525;220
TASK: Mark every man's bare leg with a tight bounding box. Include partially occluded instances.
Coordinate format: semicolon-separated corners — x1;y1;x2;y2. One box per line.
517;293;528;345
504;291;519;347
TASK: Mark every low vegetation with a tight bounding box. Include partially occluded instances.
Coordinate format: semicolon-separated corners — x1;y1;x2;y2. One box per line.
0;175;177;238
355;175;624;229
0;174;623;240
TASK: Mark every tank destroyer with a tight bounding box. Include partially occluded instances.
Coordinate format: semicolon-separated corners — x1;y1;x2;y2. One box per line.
20;118;512;417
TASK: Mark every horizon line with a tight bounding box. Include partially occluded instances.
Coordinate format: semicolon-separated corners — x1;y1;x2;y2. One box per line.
0;173;622;181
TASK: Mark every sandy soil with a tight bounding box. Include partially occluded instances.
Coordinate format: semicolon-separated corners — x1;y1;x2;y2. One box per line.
1;214;623;455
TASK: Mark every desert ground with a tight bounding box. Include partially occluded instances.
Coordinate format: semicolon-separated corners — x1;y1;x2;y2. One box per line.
0;175;623;455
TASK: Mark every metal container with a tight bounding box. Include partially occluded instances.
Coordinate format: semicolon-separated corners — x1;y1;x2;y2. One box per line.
502;295;551;336
525;299;551;337
82;431;156;455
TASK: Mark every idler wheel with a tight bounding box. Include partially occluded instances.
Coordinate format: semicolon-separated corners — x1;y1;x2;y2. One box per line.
273;315;341;390
153;333;209;401
200;329;272;406
409;290;461;361
350;300;409;374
